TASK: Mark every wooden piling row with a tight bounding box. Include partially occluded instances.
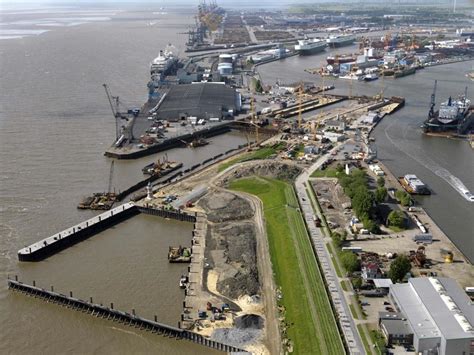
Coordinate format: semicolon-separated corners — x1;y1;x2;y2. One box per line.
7;279;246;353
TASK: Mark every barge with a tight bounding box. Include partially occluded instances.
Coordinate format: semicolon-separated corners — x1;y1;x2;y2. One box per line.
142;157;183;176
78;193;117;210
168;246;192;263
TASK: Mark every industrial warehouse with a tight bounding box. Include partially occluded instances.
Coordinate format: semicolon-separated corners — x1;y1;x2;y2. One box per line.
387;278;474;354
155;82;241;121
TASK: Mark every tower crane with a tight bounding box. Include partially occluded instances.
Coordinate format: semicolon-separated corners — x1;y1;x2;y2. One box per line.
103;83;120;140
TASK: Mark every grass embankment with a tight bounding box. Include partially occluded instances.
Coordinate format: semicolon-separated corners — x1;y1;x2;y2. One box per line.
357;324;373;355
217;143;285;172
311;167;340;178
230;177;344;355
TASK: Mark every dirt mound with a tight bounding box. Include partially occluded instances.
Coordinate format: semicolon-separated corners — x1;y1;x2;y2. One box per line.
198;191;254;223
199;190;260;300
217;161;301;187
234;314;264;330
210;222;259;299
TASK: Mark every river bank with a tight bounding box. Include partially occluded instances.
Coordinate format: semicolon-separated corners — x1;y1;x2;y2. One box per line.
257;55;474;263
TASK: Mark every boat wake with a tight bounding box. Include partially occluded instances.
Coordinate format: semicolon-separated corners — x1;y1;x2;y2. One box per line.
384;120;474;202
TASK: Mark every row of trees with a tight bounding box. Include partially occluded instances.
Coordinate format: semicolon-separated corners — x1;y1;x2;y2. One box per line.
338;169;380;233
395;190;413;207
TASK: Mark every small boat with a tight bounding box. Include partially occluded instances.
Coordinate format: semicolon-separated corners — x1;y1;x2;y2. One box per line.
179;275;189;288
168;246;192;263
188;137;209;148
364;73;379;81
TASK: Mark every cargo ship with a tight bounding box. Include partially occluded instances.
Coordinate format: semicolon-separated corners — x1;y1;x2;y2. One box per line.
142;156;183;176
295;37;327;55
168;246;191;263
393;66;416;79
423;81;473;133
326;54;356;65
398;174;431;195
326;34;356;47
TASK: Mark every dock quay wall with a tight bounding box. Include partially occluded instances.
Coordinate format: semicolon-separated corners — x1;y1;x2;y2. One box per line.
18;203;139;262
105;124;231;160
137;206;197;223
116;165;183;201
7;278;246;354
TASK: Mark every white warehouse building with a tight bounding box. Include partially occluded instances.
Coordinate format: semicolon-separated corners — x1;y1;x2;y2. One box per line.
389;277;474;355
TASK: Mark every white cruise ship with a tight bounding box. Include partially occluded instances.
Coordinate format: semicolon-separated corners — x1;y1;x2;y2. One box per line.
295;38;327;55
150;47;177;76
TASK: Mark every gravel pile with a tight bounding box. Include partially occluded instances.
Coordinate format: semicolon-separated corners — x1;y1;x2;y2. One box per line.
211;314;264;348
211;327;262;348
198;191;259;300
212;222;259;299
198;191;254;223
216;161;301;187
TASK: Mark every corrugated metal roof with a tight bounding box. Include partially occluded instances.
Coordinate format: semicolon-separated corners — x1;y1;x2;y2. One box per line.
390;277;474;340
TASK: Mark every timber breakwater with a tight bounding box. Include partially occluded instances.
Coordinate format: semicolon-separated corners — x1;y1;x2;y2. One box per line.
7;278;246;353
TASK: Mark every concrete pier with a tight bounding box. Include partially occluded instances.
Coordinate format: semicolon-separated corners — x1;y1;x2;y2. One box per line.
7;278;247;353
18;203;139;262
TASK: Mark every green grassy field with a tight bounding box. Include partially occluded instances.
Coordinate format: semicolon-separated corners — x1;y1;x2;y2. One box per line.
230;177;344;355
311;167;341;178
217;144;284;172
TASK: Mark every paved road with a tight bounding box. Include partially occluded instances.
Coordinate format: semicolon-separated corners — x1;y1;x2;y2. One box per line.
295;147;365;355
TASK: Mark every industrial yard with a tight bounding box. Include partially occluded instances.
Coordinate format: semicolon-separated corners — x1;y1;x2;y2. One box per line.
8;1;474;355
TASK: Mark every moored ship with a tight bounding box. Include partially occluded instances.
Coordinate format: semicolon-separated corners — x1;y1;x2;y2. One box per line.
150;45;178;77
142;156;183;176
326;34;356;47
78;192;117;210
326;54;356;65
398;174;431;195
168;246;192;263
393;66;416;79
364;73;379;81
423;81;473;133
295;37;327;55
